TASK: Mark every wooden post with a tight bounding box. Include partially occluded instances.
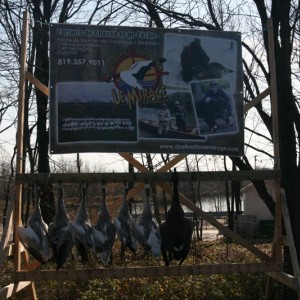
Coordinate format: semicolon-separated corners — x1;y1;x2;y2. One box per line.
14;10;29;272
280;190;300;299
267;17;282;263
14;11;38;300
264;17;284;300
0;197;14;271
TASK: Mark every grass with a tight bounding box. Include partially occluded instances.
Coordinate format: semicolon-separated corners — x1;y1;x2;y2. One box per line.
1;238;296;300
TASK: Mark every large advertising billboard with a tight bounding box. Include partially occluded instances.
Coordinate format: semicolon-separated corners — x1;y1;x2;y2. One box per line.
49;24;243;156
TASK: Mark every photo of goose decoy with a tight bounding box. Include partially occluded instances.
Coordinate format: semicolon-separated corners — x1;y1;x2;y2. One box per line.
107;58;167;89
92;183;116;265
114;182;137;258
69;182;93;263
16;185;52;264
48;185;74;270
131;184;161;258
159;170;194;266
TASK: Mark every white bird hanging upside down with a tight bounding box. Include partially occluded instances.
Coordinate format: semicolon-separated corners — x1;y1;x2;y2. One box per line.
16;185;52;264
92;183;116;265
159;169;194;266
69;182;93;263
48;184;74;270
131;183;161;258
114;182;137;258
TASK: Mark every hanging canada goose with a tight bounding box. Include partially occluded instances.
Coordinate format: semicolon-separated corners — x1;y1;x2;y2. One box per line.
92;183;116;265
159;170;194;266
114;182;137;258
131;183;161;257
16;185;51;264
69;182;93;263
48;185;74;269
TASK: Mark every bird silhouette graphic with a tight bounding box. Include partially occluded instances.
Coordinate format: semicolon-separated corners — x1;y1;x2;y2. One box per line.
107;58;167;89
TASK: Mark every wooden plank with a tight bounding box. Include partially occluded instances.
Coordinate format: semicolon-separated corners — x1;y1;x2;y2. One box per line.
118;153;187;174
0;281;32;299
266;272;298;291
3;244;13;257
14;10;29;273
280;189;300;297
156;154;187;172
25;71;49;97
15;170;281;184
109;182;145;216
14;11;37;300
0;198;14;271
118;153;149;172
264;18;282;300
243;87;270;113
20;250;37;299
14;262;282;281
110;153;186;214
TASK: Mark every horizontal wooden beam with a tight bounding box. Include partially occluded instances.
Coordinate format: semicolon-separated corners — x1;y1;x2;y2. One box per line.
15;170;281;184
15;262;282;282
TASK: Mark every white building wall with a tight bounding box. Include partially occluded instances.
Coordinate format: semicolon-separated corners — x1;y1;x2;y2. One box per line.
240;181;275;236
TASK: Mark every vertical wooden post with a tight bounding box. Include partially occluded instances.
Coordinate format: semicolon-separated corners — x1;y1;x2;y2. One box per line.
14;10;29;272
267;17;282;262
264;18;282;300
14;11;38;300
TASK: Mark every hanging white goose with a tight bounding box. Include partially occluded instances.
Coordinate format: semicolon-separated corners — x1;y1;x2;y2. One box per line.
114;182;137;258
16;185;51;264
131;183;161;257
92;183;116;265
48;185;74;269
69;182;93;263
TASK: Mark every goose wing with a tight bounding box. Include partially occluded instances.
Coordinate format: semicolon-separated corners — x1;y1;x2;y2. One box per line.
17;225;50;264
115;213;137;254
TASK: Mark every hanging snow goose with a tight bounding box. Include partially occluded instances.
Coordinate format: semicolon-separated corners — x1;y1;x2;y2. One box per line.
131;183;161;257
114;182;137;258
69;182;93;263
92;183;116;265
48;185;74;269
159;170;194;266
16;185;51;264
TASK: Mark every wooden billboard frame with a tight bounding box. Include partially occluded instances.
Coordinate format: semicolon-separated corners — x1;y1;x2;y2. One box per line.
0;13;299;299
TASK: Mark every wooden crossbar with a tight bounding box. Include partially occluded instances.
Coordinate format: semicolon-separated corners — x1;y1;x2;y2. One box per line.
14;262;282;282
15;169;281;184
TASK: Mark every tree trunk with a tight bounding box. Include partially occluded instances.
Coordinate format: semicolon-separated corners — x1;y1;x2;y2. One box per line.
32;11;55;224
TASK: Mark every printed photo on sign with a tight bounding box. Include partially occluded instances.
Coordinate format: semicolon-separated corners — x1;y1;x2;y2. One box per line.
138;91;204;140
56;82;137;143
190;79;238;135
163;34;236;89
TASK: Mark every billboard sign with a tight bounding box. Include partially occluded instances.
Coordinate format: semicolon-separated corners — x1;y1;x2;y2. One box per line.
49;24;243;155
